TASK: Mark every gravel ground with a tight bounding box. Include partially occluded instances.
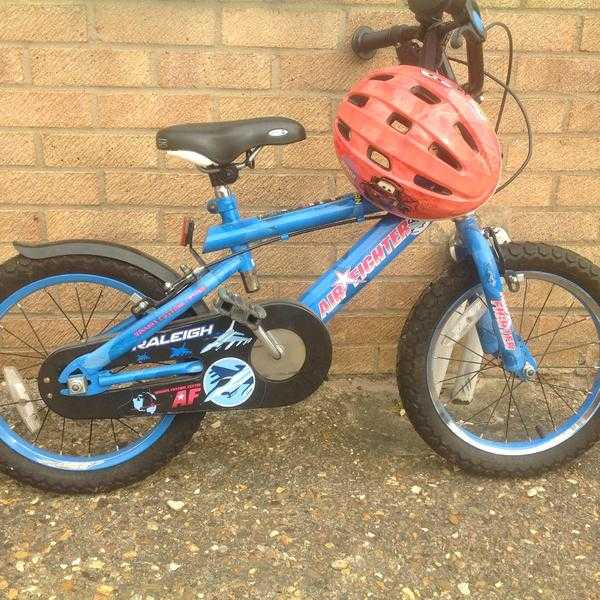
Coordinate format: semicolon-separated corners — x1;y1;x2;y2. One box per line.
0;378;598;600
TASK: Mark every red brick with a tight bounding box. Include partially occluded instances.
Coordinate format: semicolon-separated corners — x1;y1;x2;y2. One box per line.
256;244;336;277
508;211;598;242
222;7;343;49
330;314;404;345
0;210;42;242
280;51;392;92
0;4;87;42
281;135;338;170
95;3;215;45
97;93;212;129
105;172;212;206
557;175;600;206
331;346;377;375
507;136;600;172
217;95;331;131
47;210;159;242
516;56;600;93
159;51;271;90
236;174;332;208
0;171;99;205
0;134;35;166
0;46;23;83
31;48;153;88
42;133;156;168
0;90;93;127
485;11;578;52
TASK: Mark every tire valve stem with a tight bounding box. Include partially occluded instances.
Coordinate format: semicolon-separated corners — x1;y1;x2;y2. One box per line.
535;424;545;439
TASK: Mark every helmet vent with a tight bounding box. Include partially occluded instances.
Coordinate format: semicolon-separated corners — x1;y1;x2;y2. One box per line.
348;94;369;107
337;120;351;140
411;86;441;105
368;147;391;170
455;122;479;152
414;175;451;196
388;113;411;134
370;73;394;81
430;143;461;171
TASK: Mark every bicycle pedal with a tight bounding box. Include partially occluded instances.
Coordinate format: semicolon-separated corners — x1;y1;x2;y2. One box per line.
215;288;266;329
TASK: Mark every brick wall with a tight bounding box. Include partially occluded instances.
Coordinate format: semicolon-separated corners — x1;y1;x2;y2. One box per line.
0;0;598;375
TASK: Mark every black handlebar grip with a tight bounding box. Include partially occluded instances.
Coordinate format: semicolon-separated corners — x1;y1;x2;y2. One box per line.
351;25;420;60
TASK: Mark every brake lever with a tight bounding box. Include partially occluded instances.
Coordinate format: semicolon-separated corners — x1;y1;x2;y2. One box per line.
450;25;467;49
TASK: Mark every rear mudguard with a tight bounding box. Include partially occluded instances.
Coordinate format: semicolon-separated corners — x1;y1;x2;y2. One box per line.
13;239;208;314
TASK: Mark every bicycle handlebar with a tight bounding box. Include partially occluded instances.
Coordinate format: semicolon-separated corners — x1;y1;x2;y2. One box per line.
351;0;485;99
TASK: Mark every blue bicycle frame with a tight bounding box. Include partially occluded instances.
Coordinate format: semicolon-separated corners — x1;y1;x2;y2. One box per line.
59;190;537;396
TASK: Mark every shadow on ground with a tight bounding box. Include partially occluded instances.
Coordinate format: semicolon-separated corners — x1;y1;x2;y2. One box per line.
1;379;598;599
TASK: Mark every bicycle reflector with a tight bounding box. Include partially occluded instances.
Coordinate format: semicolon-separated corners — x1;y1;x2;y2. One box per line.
180;217;195;247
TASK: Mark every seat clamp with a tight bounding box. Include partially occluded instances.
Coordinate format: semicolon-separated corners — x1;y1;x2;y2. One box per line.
208;165;239;187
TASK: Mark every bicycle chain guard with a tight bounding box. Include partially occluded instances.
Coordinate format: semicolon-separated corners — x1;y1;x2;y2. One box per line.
38;301;331;420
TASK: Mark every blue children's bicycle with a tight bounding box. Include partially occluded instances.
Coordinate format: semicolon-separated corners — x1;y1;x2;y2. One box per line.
1;0;599;493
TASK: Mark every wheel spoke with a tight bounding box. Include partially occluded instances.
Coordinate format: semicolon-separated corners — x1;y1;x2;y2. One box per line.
84;288;104;335
434;356;492;366
525;283;554;343
75;286;89;341
0;350;44;360
480;374;511;438
95;298;131;336
60;417;66;454
536;374;556;432
0;399;42;409
534;341;600;359
442;334;493;364
535;380;589;396
88;419;94;455
16;303;49;357
436;363;498;385
33;408;50;443
19;361;43;373
44;290;83;339
116;418;141;438
111;419;119;450
536;301;575;369
519;276;528;333
504;375;517;442
538;373;577;415
526;316;591;343
511;393;531;441
462;379;525;423
0;325;46;359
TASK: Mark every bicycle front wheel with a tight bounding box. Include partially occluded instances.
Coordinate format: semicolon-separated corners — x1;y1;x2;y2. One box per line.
398;242;600;476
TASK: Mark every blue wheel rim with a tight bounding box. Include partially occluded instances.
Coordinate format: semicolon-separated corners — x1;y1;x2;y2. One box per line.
0;274;174;471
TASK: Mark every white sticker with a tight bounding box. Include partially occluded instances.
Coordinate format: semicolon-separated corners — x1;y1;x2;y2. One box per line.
268;128;289;137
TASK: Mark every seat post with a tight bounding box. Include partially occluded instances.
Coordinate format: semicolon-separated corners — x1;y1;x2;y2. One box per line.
208;182;260;294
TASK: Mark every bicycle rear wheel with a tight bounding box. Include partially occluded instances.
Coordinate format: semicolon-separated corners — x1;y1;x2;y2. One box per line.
0;254;205;493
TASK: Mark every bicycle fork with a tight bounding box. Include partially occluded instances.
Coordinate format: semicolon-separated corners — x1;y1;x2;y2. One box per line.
454;215;537;382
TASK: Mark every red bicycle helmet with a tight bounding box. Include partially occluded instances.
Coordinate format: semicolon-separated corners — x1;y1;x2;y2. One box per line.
334;65;501;220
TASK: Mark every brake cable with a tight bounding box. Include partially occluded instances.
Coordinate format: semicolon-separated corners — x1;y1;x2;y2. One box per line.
449;21;532;194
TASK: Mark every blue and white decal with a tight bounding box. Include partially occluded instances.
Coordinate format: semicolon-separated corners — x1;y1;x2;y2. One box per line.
133;323;215;351
200;322;253;354
203;357;255;408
